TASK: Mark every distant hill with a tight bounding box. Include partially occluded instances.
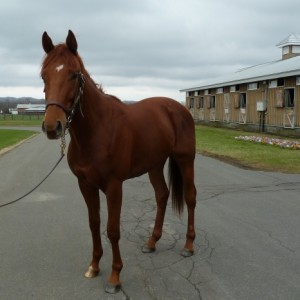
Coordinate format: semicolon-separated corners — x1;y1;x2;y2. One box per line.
0;97;43;103
123;100;137;104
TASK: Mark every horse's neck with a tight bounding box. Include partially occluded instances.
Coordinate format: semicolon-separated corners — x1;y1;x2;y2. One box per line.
69;77;123;146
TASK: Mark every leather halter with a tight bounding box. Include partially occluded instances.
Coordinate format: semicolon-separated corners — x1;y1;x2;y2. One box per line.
45;72;85;125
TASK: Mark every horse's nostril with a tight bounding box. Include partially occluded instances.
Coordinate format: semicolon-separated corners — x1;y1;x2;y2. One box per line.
42;120;64;139
56;120;63;133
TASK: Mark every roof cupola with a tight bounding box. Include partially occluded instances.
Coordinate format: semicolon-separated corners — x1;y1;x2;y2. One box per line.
277;34;300;60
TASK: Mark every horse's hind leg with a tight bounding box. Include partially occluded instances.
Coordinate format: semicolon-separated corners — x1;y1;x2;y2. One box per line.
142;164;169;253
78;179;102;278
178;160;196;257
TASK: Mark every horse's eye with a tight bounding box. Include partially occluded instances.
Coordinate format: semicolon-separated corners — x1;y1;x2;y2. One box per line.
41;74;47;83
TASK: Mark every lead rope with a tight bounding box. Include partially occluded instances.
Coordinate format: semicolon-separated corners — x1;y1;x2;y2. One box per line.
60;131;67;156
0;134;66;208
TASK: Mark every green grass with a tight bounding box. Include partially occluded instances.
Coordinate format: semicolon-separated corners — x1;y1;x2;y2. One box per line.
0;129;37;151
1;118;299;173
195;125;300;173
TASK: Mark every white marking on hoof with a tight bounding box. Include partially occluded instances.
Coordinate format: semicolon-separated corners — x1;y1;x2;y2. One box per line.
84;266;99;278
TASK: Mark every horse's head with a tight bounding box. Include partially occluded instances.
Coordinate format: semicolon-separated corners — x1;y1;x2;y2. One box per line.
41;30;83;139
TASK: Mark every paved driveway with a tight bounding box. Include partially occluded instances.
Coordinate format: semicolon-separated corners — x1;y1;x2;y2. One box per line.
1;132;300;299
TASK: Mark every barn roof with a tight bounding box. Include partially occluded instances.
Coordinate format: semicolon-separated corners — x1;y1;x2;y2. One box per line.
181;34;300;93
180;54;300;92
17;104;45;109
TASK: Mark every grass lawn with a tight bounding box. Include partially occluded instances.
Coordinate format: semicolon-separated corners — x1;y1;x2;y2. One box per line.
1;119;299;173
0;114;43;127
0;129;37;151
195;125;300;173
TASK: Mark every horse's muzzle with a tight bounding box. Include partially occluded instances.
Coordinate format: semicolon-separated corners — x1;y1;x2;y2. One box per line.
42;120;64;140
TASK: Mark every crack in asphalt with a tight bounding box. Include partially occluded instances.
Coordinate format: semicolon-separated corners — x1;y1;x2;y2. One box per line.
259;227;295;253
238;219;296;254
98;193;208;299
199;180;300;203
118;196;208;299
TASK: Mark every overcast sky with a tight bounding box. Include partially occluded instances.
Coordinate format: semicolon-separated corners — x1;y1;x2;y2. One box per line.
1;0;300;102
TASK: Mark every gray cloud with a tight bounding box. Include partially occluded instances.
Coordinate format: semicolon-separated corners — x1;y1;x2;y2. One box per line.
1;0;300;101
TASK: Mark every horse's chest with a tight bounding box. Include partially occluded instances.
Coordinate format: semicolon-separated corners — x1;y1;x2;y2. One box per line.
68;149;113;189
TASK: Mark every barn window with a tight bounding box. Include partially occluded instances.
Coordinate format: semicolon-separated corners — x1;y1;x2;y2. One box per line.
209;96;216;108
269;78;284;88
239;93;247;108
269;80;277;88
216;87;223;94
278;78;285;86
248;82;259;90
284;89;295;108
189;98;195;109
230;85;240;92
199;97;204;108
282;46;289;55
230;86;236;92
292;45;300;54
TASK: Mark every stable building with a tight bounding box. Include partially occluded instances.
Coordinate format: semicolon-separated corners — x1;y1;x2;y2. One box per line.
16;104;45;114
180;34;300;135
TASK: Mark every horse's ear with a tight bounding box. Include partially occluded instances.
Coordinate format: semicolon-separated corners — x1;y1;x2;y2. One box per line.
66;30;78;54
42;32;55;54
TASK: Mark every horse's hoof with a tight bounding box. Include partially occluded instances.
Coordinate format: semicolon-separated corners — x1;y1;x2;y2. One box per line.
105;283;121;294
141;245;156;253
181;248;194;257
84;266;100;278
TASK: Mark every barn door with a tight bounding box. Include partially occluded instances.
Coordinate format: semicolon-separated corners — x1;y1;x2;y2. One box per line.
284;108;295;128
239;109;247;124
239;93;247;124
223;93;230;122
209;96;216;121
187;97;195;119
199;109;204;120
283;88;295;128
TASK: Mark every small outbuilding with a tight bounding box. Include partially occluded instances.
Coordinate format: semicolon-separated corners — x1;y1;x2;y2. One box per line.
180;34;300;135
16;104;45;115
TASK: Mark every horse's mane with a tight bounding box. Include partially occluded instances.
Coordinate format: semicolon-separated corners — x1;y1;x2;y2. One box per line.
96;84;122;103
41;44;122;103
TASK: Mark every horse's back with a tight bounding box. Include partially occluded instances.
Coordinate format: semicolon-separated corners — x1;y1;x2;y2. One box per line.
130;97;193;128
129;97;195;157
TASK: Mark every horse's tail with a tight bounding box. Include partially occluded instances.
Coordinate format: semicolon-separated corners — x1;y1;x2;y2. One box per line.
168;157;184;216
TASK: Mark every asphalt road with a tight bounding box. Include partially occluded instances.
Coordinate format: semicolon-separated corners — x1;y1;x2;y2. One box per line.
1;129;300;300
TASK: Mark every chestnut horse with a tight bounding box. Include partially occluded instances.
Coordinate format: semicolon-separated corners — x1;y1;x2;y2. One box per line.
41;30;196;293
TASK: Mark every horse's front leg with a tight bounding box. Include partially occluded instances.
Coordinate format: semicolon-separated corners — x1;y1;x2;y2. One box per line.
105;181;123;294
78;179;102;278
